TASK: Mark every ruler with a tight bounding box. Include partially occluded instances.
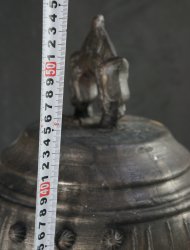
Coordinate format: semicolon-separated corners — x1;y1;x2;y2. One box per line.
34;0;68;249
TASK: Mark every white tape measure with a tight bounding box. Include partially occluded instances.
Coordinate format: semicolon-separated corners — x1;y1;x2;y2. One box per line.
34;0;68;249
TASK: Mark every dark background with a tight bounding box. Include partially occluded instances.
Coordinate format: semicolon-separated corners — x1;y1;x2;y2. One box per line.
0;0;190;151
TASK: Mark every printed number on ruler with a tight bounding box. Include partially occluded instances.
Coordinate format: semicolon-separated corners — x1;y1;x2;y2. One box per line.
35;0;68;250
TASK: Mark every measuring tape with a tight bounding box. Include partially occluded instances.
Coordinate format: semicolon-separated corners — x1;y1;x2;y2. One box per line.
34;0;68;249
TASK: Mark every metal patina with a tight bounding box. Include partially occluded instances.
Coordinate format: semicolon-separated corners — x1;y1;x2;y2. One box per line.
0;15;190;250
70;15;130;127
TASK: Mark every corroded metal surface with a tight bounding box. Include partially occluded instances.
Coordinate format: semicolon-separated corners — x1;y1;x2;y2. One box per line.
1;15;190;250
1;116;190;249
70;15;130;127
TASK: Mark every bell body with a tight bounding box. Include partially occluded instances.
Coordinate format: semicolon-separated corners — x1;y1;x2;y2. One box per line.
0;116;190;249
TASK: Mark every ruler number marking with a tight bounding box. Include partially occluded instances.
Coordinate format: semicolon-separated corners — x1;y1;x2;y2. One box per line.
35;0;68;249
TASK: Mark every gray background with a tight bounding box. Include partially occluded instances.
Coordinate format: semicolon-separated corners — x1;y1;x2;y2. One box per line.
0;0;190;151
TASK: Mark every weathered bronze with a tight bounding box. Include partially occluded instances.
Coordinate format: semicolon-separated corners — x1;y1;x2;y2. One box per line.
0;15;190;250
70;15;130;127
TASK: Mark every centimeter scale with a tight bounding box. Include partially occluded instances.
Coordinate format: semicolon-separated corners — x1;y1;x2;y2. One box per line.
34;0;69;249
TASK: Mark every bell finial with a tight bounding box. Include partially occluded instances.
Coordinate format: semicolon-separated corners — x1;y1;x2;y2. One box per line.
70;15;130;127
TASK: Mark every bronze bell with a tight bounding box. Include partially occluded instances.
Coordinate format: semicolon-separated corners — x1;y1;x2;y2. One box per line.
0;15;190;250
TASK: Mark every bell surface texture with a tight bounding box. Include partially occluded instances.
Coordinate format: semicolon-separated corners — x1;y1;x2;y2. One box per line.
0;15;190;250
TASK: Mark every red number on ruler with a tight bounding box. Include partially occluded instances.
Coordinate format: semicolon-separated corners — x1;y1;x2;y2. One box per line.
45;62;57;77
40;182;50;198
